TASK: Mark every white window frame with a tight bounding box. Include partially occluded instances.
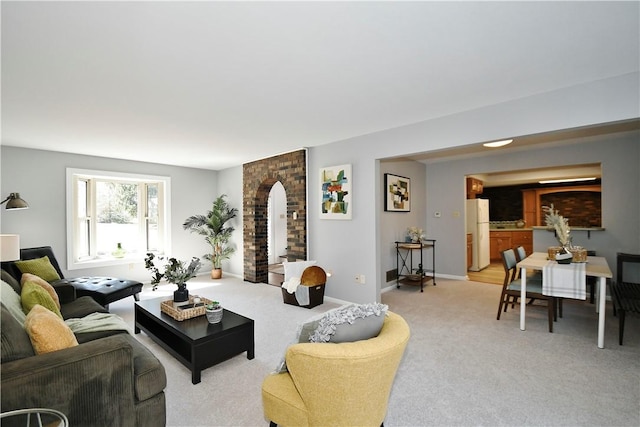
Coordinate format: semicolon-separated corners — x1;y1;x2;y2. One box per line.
66;168;171;270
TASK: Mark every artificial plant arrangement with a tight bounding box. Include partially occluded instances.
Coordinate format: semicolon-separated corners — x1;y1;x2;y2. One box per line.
144;252;202;292
183;194;238;279
543;203;571;248
406;226;425;243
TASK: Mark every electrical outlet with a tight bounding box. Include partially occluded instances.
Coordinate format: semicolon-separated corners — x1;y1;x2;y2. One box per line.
434;211;441;218
354;274;365;284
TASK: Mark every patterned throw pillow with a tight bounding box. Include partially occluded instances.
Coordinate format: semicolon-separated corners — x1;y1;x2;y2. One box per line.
25;304;78;354
21;281;63;319
308;303;388;343
14;256;61;282
274;303;388;373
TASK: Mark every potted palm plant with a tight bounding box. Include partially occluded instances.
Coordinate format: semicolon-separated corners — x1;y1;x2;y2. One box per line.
183;194;238;279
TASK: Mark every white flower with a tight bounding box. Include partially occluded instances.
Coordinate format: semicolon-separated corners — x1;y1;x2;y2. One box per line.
406;226;424;242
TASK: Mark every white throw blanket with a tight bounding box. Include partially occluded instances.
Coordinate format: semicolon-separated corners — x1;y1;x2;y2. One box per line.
65;312;130;333
542;260;587;300
282;277;310;306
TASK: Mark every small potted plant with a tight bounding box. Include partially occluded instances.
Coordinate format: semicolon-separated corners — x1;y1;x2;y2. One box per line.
145;252;201;303
205;300;223;324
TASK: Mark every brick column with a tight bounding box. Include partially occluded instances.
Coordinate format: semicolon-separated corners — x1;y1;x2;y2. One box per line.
243;150;307;283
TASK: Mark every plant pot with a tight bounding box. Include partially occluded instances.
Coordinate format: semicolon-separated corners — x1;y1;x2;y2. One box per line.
173;286;189;303
211;268;222;279
205;307;223;324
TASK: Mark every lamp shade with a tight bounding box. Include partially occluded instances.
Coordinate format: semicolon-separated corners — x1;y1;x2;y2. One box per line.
4;193;29;210
0;234;20;261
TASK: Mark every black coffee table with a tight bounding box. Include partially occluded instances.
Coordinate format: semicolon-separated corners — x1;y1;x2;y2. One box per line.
134;297;254;384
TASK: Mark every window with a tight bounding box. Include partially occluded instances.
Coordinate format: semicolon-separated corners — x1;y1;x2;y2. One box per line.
66;168;171;270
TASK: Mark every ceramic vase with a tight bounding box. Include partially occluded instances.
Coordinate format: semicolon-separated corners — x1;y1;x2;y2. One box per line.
173;285;189;303
205;307;223;324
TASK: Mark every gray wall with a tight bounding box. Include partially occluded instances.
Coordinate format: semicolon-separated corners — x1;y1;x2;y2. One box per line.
425;135;640;281
2;72;638;301
309;73;638;304
0;146;219;282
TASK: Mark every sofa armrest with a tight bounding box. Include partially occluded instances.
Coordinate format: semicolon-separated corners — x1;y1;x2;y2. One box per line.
1;334;137;426
51;279;77;304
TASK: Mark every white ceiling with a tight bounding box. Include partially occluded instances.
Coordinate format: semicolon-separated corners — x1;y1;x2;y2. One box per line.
2;1;639;170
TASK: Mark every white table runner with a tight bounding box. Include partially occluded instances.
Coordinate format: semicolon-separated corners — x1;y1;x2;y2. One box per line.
542;260;587;299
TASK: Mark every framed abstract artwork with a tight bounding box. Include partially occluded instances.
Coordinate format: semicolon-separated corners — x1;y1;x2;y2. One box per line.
384;173;410;212
320;164;352;220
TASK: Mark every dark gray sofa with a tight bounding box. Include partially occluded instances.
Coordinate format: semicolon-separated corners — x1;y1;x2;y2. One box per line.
1;247;166;426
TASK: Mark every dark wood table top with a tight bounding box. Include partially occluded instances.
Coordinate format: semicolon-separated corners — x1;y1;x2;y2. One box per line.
135;297;253;343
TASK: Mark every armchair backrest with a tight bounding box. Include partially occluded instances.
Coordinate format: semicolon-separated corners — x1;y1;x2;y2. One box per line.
0;246;65;282
284;311;410;426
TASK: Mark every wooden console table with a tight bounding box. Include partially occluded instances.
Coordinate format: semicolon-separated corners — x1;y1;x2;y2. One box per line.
395;240;436;292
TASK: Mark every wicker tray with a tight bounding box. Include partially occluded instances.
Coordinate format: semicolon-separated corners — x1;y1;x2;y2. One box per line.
160;296;213;321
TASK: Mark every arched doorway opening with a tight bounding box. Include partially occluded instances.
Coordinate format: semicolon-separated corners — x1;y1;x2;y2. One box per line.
242;149;307;283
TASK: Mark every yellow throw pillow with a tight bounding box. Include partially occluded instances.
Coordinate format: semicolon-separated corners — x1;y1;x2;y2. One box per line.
15;256;61;282
21;281;63;319
21;273;61;309
25;304;78;354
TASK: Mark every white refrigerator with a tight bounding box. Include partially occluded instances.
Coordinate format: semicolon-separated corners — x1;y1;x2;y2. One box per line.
466;199;490;271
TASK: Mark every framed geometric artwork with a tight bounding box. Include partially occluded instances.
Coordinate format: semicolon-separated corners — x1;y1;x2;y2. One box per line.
320;164;352;220
384;173;410;212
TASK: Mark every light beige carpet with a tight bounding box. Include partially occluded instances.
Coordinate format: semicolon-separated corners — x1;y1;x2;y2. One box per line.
108;275;640;426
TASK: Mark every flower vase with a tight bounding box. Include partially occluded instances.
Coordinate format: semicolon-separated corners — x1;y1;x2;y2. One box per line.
112;243;126;258
173;285;189;304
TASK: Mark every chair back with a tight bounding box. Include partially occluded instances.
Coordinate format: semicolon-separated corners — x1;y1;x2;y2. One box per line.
617;252;640;284
262;311;410;427
515;246;527;262
501;249;518;287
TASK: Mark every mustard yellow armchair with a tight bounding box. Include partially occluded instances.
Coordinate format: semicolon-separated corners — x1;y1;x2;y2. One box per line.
262;311;410;427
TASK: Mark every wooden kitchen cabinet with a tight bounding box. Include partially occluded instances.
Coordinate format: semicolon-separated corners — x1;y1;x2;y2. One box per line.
466;177;484;199
489;231;512;261
489;230;533;260
511;230;533;255
522;189;537;226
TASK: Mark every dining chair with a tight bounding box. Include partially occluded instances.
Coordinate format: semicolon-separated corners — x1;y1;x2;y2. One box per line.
610;252;640;345
497;248;556;332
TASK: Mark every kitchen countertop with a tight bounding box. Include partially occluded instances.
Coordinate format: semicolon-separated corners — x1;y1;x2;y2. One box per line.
489;228;534;231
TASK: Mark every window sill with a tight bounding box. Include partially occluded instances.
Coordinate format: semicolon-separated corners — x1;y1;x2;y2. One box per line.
67;255;143;271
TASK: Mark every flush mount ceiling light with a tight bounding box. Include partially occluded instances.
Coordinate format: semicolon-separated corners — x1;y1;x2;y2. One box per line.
483;139;513;148
539;177;597;184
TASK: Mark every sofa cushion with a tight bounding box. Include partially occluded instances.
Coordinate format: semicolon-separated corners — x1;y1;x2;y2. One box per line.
1;280;27;325
14;255;61;282
60;296;108;320
21;273;61;309
21;281;63;319
25;304;78;354
309;303;388;343
1;303;35;362
1;269;21;294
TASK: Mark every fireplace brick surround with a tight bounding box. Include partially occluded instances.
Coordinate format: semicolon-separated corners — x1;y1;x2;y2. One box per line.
243;149;307;283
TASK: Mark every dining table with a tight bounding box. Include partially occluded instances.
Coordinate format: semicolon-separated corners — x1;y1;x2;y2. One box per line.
517;251;613;348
